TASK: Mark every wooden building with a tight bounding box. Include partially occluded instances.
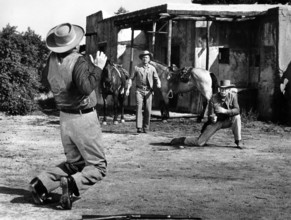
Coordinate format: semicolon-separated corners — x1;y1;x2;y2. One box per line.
86;3;291;123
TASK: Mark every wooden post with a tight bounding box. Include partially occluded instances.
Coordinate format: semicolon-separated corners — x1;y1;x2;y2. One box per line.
129;28;134;73
128;27;134;107
152;22;156;54
206;20;210;70
167;19;173;67
193;21;196;67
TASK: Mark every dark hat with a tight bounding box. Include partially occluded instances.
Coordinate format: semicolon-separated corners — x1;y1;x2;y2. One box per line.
139;50;153;60
46;23;85;53
219;80;235;88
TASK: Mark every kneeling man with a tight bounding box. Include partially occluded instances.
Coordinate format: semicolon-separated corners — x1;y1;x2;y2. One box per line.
171;80;242;149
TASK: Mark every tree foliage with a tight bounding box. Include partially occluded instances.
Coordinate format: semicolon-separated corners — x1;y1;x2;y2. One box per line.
192;0;291;4
0;24;49;115
114;6;129;15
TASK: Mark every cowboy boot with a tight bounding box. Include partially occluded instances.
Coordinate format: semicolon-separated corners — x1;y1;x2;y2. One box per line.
235;140;244;149
29;177;49;205
60;176;79;210
170;137;186;146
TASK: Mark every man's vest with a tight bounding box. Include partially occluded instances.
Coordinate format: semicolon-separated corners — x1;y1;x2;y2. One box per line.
47;52;93;110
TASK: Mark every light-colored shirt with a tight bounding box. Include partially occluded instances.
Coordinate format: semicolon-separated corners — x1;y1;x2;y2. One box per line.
209;91;240;121
128;63;161;90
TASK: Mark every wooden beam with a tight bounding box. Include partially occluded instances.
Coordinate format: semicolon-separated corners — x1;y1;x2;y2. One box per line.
129;29;134;73
128;28;134;107
147;31;168;34
172;15;256;22
214;17;234;22
157;21;169;33
236;17;256;22
173;16;207;21
206;20;210;70
167;9;263;18
85;32;98;36
97;41;107;45
167;20;172;67
151;22;156;54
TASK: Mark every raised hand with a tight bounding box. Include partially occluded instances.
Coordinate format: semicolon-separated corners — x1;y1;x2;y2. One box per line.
90;51;107;69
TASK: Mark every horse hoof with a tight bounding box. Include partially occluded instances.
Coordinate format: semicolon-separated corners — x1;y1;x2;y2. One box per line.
102;121;107;125
162;120;168;123
197;119;203;123
113;121;119;125
120;119;125;123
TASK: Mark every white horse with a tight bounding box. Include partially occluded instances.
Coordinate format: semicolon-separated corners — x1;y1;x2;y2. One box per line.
149;60;219;122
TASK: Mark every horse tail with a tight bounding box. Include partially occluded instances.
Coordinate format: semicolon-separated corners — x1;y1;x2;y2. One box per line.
210;72;219;94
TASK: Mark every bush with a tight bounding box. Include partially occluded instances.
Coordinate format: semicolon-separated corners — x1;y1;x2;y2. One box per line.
0;24;49;115
241;108;259;124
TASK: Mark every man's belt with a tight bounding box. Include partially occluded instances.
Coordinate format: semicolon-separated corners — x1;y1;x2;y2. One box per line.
137;85;150;91
60;107;95;114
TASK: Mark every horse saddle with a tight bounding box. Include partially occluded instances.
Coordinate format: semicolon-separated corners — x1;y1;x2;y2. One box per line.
179;67;192;83
115;64;130;80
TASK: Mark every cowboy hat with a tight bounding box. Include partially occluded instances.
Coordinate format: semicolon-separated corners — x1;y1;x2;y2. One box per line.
139;50;153;60
219;80;235;88
46;23;85;53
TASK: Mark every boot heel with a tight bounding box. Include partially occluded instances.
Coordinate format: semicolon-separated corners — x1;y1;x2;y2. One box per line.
29;178;48;205
60;177;72;210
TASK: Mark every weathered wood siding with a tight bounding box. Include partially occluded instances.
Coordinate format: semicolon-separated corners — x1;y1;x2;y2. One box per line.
257;9;278;121
86;6;289;121
86;12;119;105
277;7;291;123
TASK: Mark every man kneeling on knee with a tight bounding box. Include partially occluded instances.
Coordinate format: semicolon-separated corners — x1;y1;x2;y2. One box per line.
171;80;242;149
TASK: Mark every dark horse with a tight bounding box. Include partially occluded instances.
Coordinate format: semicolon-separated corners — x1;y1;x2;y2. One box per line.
149;60;219;122
100;60;129;125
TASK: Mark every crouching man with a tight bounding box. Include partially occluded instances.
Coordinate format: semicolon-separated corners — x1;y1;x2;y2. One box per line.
171;80;242;149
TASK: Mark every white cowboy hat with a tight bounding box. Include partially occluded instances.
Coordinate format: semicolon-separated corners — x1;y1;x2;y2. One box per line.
219;80;235;89
46;23;85;53
139;50;153;60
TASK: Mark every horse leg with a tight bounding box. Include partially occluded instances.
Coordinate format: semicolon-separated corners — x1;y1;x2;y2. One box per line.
102;95;108;125
119;94;125;123
113;94;119;125
160;101;169;123
159;90;170;123
198;98;209;123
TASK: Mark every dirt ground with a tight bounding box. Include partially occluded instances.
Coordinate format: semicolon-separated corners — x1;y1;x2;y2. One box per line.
0;110;291;220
